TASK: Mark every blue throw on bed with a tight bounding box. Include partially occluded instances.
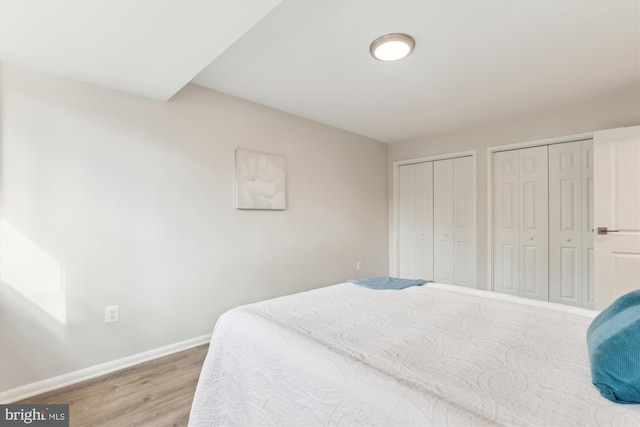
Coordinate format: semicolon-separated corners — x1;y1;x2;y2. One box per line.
347;276;431;290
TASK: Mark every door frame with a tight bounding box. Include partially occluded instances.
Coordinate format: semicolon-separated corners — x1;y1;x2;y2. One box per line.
391;150;477;277
486;131;593;291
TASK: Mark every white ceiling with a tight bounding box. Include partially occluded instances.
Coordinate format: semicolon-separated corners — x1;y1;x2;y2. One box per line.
0;0;281;101
1;0;638;143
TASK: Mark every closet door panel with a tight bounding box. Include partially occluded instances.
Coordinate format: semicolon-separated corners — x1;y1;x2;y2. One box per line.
434;159;454;283
398;164;415;278
549;142;582;306
581;140;595;308
493;150;520;296
398;162;434;279
519;146;548;301
453;156;476;288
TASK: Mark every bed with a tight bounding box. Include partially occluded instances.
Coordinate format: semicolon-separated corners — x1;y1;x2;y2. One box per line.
188;282;640;426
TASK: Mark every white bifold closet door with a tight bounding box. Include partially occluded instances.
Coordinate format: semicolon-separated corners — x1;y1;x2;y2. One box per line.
548;140;594;308
397;162;433;280
493;146;549;301
434;157;476;287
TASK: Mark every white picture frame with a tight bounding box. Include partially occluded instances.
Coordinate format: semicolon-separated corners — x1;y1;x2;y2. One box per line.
235;149;286;210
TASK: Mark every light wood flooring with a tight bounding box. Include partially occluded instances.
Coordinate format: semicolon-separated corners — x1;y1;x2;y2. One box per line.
15;344;209;427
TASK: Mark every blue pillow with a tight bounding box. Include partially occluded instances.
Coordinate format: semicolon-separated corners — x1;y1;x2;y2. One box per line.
586;289;640;404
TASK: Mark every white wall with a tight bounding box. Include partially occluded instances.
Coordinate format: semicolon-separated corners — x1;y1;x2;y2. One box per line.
389;86;640;290
0;65;389;393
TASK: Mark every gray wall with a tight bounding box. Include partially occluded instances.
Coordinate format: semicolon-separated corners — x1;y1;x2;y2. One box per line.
389;86;640;290
0;65;389;392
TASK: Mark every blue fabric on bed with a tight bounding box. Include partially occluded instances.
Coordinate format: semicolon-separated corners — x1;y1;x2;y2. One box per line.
586;289;640;404
347;276;431;290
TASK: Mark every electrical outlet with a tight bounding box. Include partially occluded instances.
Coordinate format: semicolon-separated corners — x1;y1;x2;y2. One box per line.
356;261;362;271
105;305;119;323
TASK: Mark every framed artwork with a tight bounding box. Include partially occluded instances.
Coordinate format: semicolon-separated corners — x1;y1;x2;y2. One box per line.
235;149;286;210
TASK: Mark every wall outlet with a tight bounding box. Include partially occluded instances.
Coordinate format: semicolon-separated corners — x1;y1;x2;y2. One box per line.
105;305;119;323
356;261;362;271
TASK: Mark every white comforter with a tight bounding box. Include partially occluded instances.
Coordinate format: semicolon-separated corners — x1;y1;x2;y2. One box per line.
189;283;640;426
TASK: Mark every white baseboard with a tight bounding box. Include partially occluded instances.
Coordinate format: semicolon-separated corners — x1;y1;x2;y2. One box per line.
0;334;211;404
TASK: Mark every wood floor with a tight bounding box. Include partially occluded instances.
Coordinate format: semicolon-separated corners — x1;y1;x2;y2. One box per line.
15;344;209;427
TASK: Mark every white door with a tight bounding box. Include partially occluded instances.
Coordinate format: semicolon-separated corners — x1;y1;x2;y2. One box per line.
519;146;549;301
398;162;434;280
549;141;583;306
581;140;595;309
594;126;640;310
453;156;476;288
434;159;454;283
493;146;548;300
493;150;520;296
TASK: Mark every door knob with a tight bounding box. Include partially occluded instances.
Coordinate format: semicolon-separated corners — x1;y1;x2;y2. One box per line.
566;238;571;242
597;227;619;235
528;237;533;241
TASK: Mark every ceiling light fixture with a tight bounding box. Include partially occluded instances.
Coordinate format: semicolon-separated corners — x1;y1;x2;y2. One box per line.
369;33;415;62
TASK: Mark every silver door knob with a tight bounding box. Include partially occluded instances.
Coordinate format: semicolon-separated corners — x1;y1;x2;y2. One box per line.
566;238;571;242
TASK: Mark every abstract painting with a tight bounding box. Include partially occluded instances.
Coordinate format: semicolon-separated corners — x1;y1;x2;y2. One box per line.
235;149;286;210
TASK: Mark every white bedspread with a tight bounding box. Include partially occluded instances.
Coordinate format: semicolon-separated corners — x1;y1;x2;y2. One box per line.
189;283;640;426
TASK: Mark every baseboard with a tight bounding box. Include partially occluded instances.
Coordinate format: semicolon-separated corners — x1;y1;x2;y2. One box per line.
0;334;211;404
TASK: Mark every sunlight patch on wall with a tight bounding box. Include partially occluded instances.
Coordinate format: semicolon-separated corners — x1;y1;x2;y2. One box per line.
0;218;67;324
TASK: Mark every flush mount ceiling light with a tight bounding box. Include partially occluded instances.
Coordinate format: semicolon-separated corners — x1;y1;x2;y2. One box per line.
369;33;415;62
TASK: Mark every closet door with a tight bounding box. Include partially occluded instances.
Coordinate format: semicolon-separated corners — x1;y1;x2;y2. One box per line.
581;140;595;309
493;150;520;296
433;157;476;286
397;162;433;279
548;140;594;308
453;156;476;287
493;146;548;300
519;146;549;301
433;160;454;283
549;142;582;306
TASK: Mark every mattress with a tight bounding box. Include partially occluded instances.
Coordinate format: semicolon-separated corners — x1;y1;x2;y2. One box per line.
188;282;640;426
